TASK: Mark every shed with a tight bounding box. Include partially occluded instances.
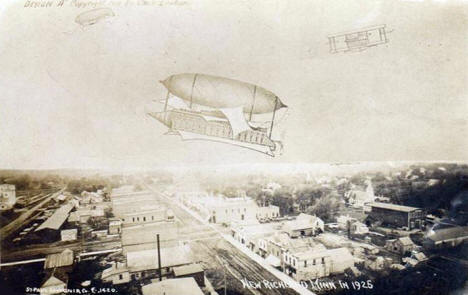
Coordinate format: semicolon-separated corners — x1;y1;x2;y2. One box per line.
36;204;74;232
44;249;74;270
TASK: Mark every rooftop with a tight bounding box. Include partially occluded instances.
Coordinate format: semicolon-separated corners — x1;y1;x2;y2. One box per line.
126;246;192;272
142;278;204;295
44;249;74;269
121;221;178;246
36;203;74;231
173;263;204;276
398;237;415;246
369;202;420;213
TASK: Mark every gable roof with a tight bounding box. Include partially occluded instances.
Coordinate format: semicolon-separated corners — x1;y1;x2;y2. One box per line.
369;202;420;213
36;203;74;231
41;275;66;287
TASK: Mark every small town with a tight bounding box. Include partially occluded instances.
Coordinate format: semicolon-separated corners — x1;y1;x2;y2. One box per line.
1;162;467;295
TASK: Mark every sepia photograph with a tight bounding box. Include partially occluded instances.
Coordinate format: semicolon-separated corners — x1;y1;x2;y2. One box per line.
1;0;467;294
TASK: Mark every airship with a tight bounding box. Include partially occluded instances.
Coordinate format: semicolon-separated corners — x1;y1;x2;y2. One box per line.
148;73;288;156
75;8;115;27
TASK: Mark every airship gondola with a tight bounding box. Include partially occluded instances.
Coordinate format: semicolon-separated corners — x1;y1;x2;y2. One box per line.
148;73;288;156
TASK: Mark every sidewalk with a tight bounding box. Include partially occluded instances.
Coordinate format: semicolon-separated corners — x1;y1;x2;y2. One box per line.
223;234;316;295
159;192;316;295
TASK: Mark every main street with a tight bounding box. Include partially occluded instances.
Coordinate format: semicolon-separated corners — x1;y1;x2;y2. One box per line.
147;185;301;295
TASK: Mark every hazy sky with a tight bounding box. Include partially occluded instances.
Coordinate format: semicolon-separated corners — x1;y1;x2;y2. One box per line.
0;0;467;169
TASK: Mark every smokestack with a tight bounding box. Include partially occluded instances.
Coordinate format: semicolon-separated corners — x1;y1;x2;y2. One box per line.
157;234;162;281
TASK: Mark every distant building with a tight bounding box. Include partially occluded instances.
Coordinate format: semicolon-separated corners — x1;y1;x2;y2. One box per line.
178;193;279;224
68;208;104;224
336;215;357;229
109;218;122;235
345;180;375;209
283;247;354;281
385;237;416;255
266;233;321;268
141;278;204;295
368;202;425;230
256;205;280;221
206;197;258;224
283;213;324;238
231;223;278;255
122;208;170;226
60;229;78;242
423;224;468;249
351;222;369;235
0;184;16;211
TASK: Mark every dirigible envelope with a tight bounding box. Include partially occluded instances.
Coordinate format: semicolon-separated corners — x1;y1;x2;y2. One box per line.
160;73;287;114
75;8;115;27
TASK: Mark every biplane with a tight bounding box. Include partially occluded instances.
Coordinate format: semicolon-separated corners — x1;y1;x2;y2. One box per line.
328;24;388;53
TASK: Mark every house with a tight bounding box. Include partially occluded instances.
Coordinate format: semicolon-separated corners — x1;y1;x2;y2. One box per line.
256;205;280;221
173;263;205;287
266;232;316;267
231;223;278;255
101;262;130;285
141;278;204;295
336;215;357;229
68;208;98;224
0;184;16;211
91;230;108;238
283;247;354;281
351;222;369;235
101;245;193;285
122;208;169;226
385;237;416;255
368;202;425;230
204;196;259;224
60;229;78;242
109;218;122;235
345;180;375;209
44;249;74;272
55;194;67;203
40;271;68;295
283;213;324;238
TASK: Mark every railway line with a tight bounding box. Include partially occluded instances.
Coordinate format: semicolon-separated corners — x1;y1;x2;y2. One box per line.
0;187;65;241
148;186;299;295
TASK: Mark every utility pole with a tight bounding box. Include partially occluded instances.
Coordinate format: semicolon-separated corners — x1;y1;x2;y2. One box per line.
157;234;162;281
215;255;227;295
